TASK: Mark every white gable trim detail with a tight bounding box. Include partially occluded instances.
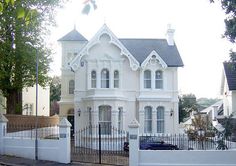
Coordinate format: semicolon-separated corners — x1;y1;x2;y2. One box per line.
70;24;139;71
141;50;167;69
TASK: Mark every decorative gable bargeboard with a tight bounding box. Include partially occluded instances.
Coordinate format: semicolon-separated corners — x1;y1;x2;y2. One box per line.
59;24;183;134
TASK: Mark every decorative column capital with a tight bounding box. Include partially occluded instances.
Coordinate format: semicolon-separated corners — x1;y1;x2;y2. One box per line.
128;119;140;128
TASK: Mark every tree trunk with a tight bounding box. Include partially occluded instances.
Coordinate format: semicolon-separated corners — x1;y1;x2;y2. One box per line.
6;90;22;114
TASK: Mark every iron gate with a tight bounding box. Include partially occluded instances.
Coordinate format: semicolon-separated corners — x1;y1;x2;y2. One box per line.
71;124;129;165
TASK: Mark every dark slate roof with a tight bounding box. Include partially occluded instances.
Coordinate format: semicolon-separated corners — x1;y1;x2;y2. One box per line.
119;39;184;67
58;29;88;41
223;62;236;90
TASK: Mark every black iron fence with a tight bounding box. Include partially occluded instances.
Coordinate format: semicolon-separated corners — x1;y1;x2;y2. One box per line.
139;134;236;150
72;124;129;165
5;123;59;139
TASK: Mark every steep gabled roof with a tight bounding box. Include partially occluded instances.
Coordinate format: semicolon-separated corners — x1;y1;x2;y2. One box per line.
58;29;88;41
223;62;236;90
119;39;184;67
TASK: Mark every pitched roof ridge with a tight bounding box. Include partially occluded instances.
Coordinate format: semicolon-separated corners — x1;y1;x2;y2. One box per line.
119;38;166;40
58;28;88;41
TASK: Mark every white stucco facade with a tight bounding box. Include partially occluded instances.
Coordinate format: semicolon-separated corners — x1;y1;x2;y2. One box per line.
59;25;183;134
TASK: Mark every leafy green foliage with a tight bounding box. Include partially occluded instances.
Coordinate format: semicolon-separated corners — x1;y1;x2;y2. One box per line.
210;0;236;43
229;49;236;62
0;0;67;114
49;76;61;102
197;98;220;109
179;94;198;123
0;3;3;13
49;76;61;116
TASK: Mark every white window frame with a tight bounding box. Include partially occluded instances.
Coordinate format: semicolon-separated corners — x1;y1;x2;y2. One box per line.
144;70;151;89
69;80;75;94
91;70;97;88
118;107;123;132
144;106;152;133
114;70;119;88
99;105;112;135
157;106;165;133
155;70;163;89
101;69;109;88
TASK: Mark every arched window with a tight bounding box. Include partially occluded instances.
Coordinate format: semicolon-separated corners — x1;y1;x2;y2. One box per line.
91;70;97;88
118;107;123;132
101;69;109;88
144;106;152;133
144;70;151;89
99;105;112;134
155;70;163;89
69;80;75;94
114;70;119;88
157;106;165;133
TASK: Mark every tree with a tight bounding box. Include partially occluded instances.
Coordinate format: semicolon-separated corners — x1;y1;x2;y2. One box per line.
0;0;66;114
210;0;236;43
179;94;198;123
49;76;61;115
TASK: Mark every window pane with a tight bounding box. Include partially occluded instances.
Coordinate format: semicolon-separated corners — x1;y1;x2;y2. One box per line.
91;71;96;88
157;107;164;133
99;105;112;135
144;70;151;79
69;80;75;94
155;71;163;89
144;106;152;133
144;80;151;89
155;80;163;89
114;70;119;88
101;69;109;88
144;70;151;89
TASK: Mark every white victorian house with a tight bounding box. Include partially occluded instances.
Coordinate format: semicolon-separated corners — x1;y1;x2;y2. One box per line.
58;24;183;134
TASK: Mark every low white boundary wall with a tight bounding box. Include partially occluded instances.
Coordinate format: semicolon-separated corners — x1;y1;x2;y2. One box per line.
0;115;71;164
139;150;236;166
128;119;236;166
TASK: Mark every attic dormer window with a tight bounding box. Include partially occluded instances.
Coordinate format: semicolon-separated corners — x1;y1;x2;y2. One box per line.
155;70;163;89
144;70;151;89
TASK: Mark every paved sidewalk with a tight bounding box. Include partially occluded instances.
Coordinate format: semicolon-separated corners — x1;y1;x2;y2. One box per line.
0;155;116;166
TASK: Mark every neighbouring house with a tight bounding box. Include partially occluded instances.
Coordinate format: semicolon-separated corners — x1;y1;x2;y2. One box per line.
58;24;183;134
180;100;223;133
0;85;50;116
221;62;236;117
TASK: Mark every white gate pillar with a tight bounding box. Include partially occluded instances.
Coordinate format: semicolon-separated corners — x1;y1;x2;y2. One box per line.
0;114;8;155
128;119;140;166
58;118;71;164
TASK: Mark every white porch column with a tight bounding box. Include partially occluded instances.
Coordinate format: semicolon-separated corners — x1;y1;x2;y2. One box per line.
92;111;99;126
0;114;8;155
139;110;144;133
152;109;157;133
128;119;140;166
112;110;118;128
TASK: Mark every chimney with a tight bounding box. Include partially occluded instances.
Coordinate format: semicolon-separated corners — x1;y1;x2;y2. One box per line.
166;24;175;46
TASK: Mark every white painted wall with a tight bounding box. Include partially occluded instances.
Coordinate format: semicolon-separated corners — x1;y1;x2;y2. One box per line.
0;116;71;164
22;85;50;116
138;150;236;166
128;120;236;166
